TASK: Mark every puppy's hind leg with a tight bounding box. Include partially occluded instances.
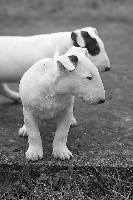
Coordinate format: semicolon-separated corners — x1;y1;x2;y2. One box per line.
71;113;78;127
70;96;78;127
0;83;20;101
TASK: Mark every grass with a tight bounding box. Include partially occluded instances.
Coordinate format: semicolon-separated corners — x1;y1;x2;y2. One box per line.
0;163;133;199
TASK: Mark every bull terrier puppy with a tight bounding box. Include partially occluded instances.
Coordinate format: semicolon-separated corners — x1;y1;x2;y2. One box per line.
19;46;105;161
0;27;110;101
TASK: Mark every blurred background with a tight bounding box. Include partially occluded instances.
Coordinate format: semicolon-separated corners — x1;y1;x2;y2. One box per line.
0;0;132;35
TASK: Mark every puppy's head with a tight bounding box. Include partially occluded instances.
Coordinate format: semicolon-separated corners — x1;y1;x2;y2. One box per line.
71;27;110;72
55;47;105;105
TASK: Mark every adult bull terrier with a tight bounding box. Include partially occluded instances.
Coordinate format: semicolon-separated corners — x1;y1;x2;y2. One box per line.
0;27;110;102
19;46;105;161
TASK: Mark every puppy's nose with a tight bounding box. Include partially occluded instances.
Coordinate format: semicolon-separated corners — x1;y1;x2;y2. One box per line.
98;99;105;104
105;66;110;71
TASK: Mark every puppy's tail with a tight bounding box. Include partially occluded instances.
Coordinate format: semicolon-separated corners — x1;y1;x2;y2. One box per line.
54;43;60;58
0;83;20;102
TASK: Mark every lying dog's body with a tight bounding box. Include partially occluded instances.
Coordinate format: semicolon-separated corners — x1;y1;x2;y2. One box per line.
0;33;71;82
0;27;110;101
19;47;105;161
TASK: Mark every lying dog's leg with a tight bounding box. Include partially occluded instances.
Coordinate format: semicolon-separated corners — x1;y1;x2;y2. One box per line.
18;124;28;137
53;98;73;160
23;108;43;161
0;83;20;101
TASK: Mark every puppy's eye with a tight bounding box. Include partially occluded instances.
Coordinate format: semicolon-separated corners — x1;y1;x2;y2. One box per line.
87;76;92;80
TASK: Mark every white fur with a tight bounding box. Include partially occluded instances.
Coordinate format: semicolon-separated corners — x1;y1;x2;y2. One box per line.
0;27;110;101
19;46;105;161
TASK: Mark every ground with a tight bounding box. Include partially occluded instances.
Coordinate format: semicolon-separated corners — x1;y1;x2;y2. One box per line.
0;1;133;199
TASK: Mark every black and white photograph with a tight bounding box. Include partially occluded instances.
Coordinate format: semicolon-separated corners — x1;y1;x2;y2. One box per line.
0;0;132;199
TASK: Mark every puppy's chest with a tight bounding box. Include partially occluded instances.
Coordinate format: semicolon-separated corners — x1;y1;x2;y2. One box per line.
33;94;71;119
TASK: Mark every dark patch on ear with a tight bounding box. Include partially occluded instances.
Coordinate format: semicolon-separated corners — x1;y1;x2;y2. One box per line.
57;60;66;72
71;32;80;47
81;31;100;56
68;55;78;66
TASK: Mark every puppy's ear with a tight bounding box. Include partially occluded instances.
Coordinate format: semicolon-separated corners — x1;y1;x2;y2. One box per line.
57;56;76;72
81;31;89;42
71;30;85;47
72;47;89;58
71;32;77;42
68;55;78;66
57;60;66;72
84;48;90;58
94;28;98;35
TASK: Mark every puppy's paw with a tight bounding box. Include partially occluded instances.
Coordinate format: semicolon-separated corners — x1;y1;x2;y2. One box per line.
53;145;73;160
26;147;43;161
71;115;78;127
19;124;28;137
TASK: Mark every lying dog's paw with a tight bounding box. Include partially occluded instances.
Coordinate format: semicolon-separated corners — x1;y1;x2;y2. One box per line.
53;145;73;160
71;115;78;127
26;146;43;161
18;124;28;137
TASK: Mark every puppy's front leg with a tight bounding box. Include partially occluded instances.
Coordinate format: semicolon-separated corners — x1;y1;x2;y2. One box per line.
53;102;73;160
23;108;43;161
